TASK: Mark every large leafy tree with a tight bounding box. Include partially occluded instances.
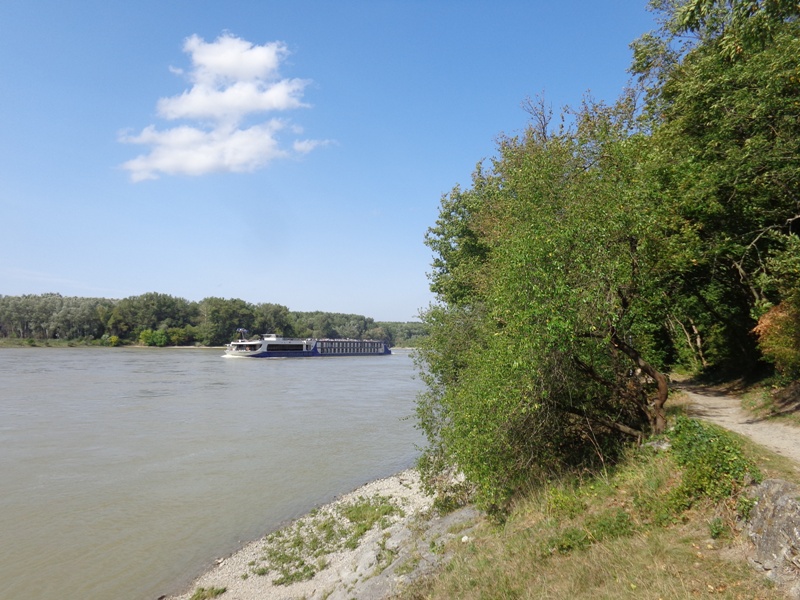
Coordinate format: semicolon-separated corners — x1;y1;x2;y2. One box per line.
197;297;254;346
417;97;686;510
252;303;296;337
415;0;800;513
633;1;800;372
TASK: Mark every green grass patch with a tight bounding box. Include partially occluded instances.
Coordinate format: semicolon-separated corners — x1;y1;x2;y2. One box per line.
670;416;762;502
399;417;783;600
189;587;226;600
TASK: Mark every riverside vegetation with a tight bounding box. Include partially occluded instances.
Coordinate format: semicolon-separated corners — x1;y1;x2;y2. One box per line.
0;293;426;347
181;396;798;599
415;0;800;513
406;0;800;597
398;407;799;600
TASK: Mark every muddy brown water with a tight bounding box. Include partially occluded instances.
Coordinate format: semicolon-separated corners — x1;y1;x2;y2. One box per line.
0;347;424;600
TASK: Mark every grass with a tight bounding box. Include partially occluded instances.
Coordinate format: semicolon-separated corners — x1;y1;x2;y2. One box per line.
740;381;800;427
247;494;403;585
399;418;788;600
188;587;226;600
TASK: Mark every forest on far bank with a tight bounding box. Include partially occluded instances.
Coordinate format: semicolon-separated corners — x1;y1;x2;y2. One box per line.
0;292;427;347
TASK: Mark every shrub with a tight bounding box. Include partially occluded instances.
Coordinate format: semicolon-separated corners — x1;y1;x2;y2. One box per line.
754;301;800;380
669;416;762;503
138;328;168;347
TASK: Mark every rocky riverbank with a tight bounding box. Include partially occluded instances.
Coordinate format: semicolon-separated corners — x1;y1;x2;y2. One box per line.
167;469;480;600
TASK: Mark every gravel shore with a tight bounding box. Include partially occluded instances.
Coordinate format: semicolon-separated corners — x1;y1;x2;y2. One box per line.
166;469;480;600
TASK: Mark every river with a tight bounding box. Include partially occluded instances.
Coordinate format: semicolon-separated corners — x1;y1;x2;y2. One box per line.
0;347;425;600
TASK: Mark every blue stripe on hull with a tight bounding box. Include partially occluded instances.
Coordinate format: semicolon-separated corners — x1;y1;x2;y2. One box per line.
233;349;391;358
237;350;317;358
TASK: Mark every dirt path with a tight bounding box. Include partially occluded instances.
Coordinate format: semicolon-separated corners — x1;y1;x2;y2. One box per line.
679;385;800;467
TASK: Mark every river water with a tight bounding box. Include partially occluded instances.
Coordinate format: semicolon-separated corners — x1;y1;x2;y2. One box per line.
0;347;425;600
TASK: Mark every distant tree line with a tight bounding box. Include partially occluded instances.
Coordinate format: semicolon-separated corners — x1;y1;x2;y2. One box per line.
0;292;427;347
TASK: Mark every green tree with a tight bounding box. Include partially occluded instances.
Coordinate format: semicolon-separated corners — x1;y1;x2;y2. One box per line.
108;292;197;340
417;98;683;510
634;5;800;372
198;297;253;346
252;303;296;337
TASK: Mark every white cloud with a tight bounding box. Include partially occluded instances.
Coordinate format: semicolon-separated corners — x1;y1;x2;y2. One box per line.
120;33;328;181
157;78;309;122
293;139;332;154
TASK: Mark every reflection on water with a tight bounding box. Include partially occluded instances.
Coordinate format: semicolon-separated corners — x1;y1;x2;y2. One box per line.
0;347;424;600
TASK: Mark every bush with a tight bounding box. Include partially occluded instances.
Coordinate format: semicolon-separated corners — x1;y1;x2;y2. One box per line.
138;328;168;347
754;301;800;380
669;416;762;503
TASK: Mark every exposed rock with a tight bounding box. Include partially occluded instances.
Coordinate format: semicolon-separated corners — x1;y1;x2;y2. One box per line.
746;479;800;598
166;469;481;600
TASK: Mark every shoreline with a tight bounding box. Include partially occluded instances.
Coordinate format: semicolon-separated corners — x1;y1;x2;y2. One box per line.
165;469;480;600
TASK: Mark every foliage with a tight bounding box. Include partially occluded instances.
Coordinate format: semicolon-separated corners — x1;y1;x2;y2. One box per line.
103;334;121;347
252;302;296;337
375;320;429;347
417;96;680;511
109;292;198;338
416;0;799;512
0;293;420;348
402;436;781;600
754;302;800;379
632;4;800;375
138;328;168;347
0;293;113;340
669;416;762;503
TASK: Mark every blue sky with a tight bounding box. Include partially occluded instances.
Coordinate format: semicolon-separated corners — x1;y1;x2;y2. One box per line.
0;1;656;322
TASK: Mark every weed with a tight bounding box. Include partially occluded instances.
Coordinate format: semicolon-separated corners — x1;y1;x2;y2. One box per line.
544;527;591;556
736;494;757;520
670;416;762;503
708;516;727;539
545;486;587;519
586;508;635;541
189;587;226;600
254;494;404;585
342;496;401;549
374;533;398;574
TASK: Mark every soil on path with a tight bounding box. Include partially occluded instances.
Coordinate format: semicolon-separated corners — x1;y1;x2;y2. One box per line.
678;384;800;467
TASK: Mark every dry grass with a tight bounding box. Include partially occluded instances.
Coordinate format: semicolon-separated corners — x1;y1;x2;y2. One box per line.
740;383;800;428
399;441;787;600
403;520;783;599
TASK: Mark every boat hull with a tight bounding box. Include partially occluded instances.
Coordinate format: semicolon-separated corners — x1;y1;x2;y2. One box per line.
224;335;391;358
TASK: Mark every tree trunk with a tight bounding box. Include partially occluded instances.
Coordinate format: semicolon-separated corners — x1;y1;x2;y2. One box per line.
610;330;669;435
